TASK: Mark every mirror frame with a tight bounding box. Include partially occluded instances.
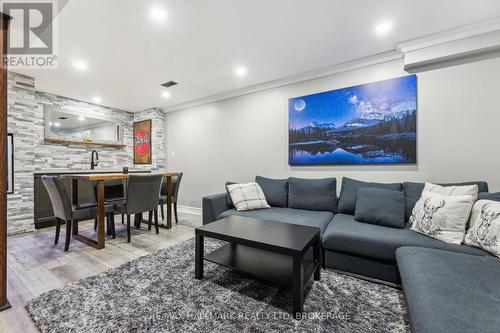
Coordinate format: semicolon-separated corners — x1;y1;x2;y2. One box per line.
44;105;125;148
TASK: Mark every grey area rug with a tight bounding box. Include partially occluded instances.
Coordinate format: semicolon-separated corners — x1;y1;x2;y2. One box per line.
26;239;410;333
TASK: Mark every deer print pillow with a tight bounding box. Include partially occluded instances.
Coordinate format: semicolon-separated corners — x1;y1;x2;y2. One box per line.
410;190;475;244
465;200;500;257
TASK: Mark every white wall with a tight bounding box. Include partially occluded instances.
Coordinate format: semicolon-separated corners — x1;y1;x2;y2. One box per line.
166;56;500;208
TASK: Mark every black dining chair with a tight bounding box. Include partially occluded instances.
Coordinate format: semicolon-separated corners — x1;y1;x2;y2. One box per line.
114;174;164;242
159;172;183;224
42;176;114;251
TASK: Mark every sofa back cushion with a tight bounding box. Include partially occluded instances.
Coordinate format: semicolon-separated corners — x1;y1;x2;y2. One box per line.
403;181;489;221
288;177;337;212
478;192;500;201
225;181;236;208
255;176;288;207
337;177;402;215
354;187;406;228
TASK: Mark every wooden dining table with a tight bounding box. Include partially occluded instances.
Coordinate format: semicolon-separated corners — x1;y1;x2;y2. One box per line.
60;171;181;250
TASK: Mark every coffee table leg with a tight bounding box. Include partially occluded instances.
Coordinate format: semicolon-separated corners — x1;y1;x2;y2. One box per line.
313;238;321;281
195;234;204;279
292;255;304;318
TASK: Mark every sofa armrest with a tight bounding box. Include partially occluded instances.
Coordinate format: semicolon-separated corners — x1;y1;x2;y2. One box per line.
202;193;230;224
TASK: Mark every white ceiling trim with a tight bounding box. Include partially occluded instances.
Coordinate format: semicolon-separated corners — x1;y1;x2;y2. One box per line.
162;50;402;113
396;16;500;53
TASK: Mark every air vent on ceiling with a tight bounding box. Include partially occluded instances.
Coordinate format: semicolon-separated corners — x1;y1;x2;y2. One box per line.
161;81;178;88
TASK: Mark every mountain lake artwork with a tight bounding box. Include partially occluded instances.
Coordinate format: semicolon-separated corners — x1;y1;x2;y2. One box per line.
288;75;417;165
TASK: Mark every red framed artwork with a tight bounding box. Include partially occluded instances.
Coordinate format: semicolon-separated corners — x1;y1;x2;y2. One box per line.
133;119;152;164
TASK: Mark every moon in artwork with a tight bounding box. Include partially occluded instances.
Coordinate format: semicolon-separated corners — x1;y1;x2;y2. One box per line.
294;99;306;111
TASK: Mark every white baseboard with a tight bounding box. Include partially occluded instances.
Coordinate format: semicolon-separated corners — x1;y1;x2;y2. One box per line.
177;205;202;215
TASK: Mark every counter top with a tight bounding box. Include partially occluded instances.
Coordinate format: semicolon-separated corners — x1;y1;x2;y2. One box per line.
34;169;154;175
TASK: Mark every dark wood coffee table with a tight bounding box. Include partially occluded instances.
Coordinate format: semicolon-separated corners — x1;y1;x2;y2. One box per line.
194;215;321;318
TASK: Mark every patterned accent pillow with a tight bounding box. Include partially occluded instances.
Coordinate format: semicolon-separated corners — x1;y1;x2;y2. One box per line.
226;182;271;212
410;182;478;225
410;190;475;244
465;200;500;257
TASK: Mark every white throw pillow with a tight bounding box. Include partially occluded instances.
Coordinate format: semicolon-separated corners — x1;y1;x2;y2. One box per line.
465;200;500;257
410;190;475;244
410;183;478;225
226;182;270;212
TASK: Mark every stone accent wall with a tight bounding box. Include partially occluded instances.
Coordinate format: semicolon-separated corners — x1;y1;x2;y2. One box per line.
6;72;167;234
133;108;166;169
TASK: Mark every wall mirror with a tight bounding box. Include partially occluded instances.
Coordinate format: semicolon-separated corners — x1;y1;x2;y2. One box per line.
44;106;124;147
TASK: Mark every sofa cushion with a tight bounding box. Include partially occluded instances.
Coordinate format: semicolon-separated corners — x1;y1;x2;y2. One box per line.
226;182;270;211
403;181;489;221
337;177;402;215
354;187;405;228
288;177;337;213
397;247;500;333
322;213;488;262
410;190;475;245
478;192;500;201
255;176;288;208
465;200;500;258
218;207;333;236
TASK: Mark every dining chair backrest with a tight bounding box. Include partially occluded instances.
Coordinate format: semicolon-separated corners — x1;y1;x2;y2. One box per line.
161;172;183;203
41;175;72;221
125;174;164;214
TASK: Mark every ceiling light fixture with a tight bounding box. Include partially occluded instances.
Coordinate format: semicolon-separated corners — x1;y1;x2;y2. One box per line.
73;60;88;71
161;91;171;99
78;116;85;121
150;6;167;22
374;21;393;36
234;66;248;78
92;96;102;104
54;122;61;127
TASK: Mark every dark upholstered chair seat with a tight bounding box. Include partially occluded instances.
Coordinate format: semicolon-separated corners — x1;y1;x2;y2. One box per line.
218;207;334;236
397;247;500;333
322;214;489;262
158;195;168;205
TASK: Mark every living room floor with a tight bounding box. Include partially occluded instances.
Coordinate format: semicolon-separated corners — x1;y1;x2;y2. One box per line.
0;212;202;333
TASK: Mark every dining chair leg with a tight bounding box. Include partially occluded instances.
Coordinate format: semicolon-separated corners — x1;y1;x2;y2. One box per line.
111;213;116;239
94;218;97;231
126;214;131;243
54;218;61;245
121;214;124;225
161;204;165;220
154;209;159;234
148;211;152;231
64;220;72;252
106;213;112;236
174;203;179;224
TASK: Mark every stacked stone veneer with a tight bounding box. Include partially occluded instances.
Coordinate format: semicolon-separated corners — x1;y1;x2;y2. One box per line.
7;72;166;234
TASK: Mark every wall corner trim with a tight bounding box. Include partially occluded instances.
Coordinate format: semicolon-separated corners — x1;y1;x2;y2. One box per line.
396;17;500;53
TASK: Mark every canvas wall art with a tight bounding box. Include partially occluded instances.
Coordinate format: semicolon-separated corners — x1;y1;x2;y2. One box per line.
289;75;417;165
133;119;152;164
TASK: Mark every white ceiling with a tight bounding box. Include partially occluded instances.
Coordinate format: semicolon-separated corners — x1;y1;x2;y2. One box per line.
15;0;500;112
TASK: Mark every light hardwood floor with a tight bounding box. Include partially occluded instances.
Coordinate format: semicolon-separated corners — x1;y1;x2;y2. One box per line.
0;212;202;333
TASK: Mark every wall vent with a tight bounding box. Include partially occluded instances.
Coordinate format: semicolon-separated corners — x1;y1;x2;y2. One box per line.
161;81;178;88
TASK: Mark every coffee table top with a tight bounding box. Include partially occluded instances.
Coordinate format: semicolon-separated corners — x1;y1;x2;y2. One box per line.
195;215;320;255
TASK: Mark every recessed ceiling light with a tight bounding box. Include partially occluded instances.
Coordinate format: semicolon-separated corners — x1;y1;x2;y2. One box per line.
150;7;167;22
161;91;171;99
92;96;102;104
78;116;85;121
49;122;53;126
374;21;393;36
73;60;88;71
54;122;61;127
234;66;248;78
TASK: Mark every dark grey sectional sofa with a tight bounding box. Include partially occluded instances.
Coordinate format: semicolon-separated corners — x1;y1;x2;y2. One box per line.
202;176;500;333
